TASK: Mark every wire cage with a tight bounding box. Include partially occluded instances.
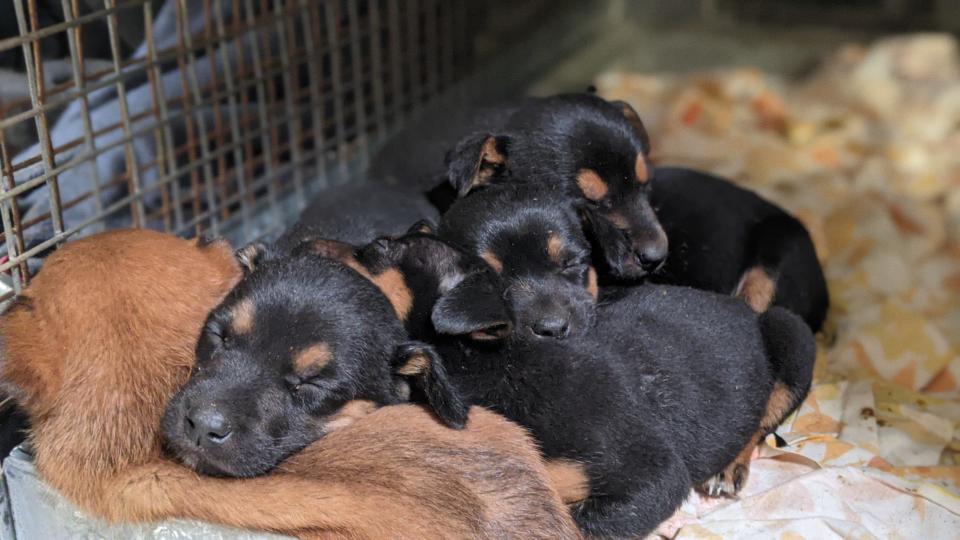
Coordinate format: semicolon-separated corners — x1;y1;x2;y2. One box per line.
0;0;590;304
0;2;596;536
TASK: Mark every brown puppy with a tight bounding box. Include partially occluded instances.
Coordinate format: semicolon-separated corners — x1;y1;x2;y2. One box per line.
0;229;579;539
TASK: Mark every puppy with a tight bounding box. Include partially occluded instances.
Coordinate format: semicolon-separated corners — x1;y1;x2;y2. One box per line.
648;166;829;331
277;182;440;251
162;243;467;477
369;98;529;194
305;223;510;345
373;93;668;279
352;230;816;538
439;184;599;339
0;229;579;538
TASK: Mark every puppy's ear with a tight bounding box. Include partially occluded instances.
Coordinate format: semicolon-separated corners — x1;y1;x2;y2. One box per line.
294;238;357;263
235;242;276;273
609;100;651;156
445;133;510;197
407;219;437;235
431;273;512;341
394;342;468;429
580;206;635;280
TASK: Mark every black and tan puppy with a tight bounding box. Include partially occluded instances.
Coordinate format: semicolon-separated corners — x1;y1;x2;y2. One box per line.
277;182;439;251
439;184;599;340
647;166;829;331
354;230;816;538
373;93;668;279
162;245;466;478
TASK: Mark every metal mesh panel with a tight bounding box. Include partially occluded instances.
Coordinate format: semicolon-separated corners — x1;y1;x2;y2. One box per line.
0;0;508;300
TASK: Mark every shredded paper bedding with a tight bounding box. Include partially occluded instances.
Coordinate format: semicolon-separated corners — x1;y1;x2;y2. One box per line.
597;33;960;539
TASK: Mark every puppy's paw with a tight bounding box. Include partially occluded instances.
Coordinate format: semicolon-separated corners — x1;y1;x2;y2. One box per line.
698;461;749;498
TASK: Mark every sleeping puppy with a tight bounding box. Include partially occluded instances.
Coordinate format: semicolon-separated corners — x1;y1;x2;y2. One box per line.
162;243;467;478
439;184;599;340
647;166;829;331
444;93;666;281
0;229;578;538
299;222;510;345
277;182;440;251
373;92;668;279
369;98;530;194
349;230;816;538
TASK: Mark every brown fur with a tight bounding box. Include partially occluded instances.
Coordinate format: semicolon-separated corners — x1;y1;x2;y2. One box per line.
396;352;431;377
481;250;504;273
576;169;608;201
606;212;630;230
735;266;776;313
586;267;599;301
230;299;255;335
634;153;649;183
294;343;334;376
544;460;590;504
467;137;507;192
702;382;797;497
322;400;378;432
0;229;579;539
369;268;414;321
547;233;564;264
300;239;413;321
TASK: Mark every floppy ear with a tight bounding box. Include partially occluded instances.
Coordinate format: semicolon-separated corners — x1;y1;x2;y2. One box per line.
445;133;510;197
580;206;635;280
431;273;512;341
393;342;468;429
293;237;357;263
235;242;277;273
609;100;651;157
407;219;437;235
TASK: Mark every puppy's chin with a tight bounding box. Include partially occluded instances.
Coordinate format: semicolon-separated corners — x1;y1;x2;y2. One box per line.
168;443;284;479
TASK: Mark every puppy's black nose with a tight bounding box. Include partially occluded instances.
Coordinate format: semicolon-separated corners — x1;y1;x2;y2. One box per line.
636;239;667;272
185;407;233;447
530;317;570;339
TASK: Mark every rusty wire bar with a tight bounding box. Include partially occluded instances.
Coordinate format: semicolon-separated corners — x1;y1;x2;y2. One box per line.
13;0;65;243
103;0;146;229
273;0;306;208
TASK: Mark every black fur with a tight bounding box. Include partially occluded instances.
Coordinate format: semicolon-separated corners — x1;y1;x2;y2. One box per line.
371;93;668;279
0;402;28;460
370;99;530;193
277;183;440;250
439;184;597;340
649;167;829;331
364;231;816;538
161;245;466;478
353;225;511;343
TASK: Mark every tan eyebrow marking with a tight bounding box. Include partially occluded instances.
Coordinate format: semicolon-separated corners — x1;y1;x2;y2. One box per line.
294;342;333;375
576;169;608;201
635;154;649;183
230;298;255;334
